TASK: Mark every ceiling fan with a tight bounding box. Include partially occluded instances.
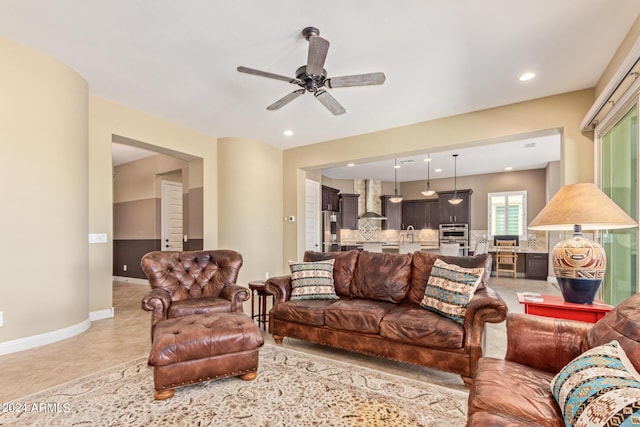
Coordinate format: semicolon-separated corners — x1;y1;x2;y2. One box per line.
237;27;386;115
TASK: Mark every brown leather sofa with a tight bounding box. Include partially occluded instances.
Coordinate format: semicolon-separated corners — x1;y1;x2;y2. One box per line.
467;293;640;426
141;250;250;336
265;250;508;384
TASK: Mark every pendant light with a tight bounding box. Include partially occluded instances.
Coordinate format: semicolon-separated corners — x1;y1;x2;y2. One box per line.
389;158;403;203
421;154;436;197
448;154;463;205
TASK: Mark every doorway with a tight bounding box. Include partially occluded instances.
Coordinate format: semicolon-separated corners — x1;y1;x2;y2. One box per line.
161;180;184;251
112;135;203;279
305;179;321;252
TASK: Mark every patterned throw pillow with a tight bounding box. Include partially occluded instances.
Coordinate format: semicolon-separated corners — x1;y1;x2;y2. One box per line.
419;258;484;325
289;259;339;301
551;340;640;427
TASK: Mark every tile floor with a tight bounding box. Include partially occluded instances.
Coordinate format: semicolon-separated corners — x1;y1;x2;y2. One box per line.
0;276;561;402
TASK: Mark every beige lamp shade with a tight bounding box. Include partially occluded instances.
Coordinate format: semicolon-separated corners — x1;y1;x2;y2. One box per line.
528;183;637;231
528;182;636;304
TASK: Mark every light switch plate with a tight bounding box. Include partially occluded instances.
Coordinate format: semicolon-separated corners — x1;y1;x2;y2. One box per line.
88;233;108;243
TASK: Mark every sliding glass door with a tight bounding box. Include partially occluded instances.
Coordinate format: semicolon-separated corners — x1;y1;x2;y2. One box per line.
600;105;638;305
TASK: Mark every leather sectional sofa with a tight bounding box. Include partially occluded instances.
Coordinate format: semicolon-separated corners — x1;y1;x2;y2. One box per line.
265;250;508;384
467;293;640;426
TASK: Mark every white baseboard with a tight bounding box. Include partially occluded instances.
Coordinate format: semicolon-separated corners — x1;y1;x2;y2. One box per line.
113;276;148;285
0;318;91;356
90;307;114;321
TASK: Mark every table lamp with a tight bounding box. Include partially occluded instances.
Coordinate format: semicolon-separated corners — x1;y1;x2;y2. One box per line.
528;183;637;304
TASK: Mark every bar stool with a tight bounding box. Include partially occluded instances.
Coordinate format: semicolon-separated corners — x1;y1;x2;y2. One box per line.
248;280;273;331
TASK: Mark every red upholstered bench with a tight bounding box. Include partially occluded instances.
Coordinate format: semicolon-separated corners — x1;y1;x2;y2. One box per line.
148;312;264;400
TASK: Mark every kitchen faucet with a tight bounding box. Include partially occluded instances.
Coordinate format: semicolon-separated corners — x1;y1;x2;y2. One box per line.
406;225;415;243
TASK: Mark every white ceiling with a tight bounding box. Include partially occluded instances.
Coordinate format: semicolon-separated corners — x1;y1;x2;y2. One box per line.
2;1;638;162
322;131;561;182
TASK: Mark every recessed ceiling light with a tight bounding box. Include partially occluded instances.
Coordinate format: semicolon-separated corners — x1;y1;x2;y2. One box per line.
283;129;294;136
519;72;536;81
394;164;401;169
347;163;355;167
424;157;432;162
434;168;442;173
505;166;513;171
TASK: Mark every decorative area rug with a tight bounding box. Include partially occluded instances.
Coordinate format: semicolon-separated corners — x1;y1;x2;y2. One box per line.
0;344;468;426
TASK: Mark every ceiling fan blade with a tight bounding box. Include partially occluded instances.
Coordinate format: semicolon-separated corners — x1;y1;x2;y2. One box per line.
237;66;301;84
306;36;330;76
267;89;306;111
327;72;386;88
314;90;346;115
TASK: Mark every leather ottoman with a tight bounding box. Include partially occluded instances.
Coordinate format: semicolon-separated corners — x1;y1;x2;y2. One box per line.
148;312;264;400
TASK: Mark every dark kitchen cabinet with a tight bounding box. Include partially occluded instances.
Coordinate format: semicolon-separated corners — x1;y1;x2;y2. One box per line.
401;200;428;229
339;194;360;230
437;189;472;225
425;200;439;229
380;195;402;230
399;199;439;230
526;253;549;280
322;185;339;211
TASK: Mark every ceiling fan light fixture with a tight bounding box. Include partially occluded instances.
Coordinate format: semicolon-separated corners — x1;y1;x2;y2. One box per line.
237;26;386;115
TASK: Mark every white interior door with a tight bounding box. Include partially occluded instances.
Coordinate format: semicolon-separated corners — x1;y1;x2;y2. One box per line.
161;180;183;251
305;179;321;252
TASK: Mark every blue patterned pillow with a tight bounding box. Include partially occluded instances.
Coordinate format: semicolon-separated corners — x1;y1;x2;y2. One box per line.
419;258;484;324
551;340;640;427
289;259;339;301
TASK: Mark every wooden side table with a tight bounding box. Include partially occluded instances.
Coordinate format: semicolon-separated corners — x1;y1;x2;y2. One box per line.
517;293;613;323
249;280;273;331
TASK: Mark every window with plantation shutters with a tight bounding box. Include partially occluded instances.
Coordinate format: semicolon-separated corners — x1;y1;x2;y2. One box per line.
488;191;527;240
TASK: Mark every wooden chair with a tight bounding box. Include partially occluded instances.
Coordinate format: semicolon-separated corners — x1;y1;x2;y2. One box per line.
495;240;518;278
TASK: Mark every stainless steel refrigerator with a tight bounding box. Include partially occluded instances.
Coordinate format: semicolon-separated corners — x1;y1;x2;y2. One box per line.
322;211;341;252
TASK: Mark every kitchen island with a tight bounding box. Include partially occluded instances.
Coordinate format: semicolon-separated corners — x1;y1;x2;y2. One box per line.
325;244;549;280
331;242;447;254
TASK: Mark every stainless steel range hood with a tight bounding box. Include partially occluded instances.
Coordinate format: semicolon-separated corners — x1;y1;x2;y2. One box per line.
358;179;386;220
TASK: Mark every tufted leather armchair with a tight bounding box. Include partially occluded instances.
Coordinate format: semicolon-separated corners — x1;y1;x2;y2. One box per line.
140;250;250;337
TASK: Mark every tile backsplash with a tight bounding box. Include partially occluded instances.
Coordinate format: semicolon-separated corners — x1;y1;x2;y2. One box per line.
341;226;438;245
341;225;548;252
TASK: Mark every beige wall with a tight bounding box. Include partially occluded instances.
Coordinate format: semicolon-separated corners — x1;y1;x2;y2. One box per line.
321;177;355;194
113;153;189;240
114;154;186;203
283;89;595;266
89;97;219;313
596;15;640;100
217;137;283;288
1;37;89;341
